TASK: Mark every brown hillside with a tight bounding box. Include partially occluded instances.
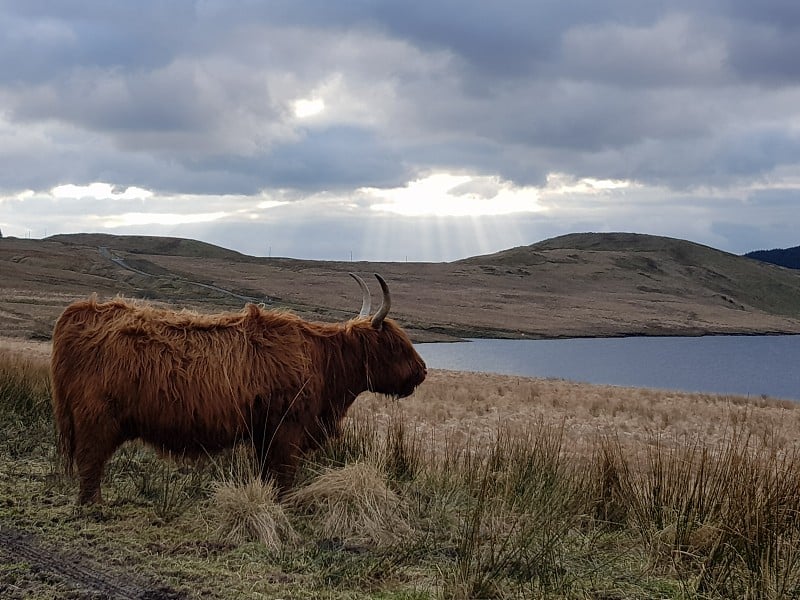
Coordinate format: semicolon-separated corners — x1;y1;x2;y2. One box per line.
2;232;800;342
47;233;250;261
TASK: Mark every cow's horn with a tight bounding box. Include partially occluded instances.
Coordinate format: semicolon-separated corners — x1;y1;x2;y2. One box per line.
349;273;371;317
371;274;391;328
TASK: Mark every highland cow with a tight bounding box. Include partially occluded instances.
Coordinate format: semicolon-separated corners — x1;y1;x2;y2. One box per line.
51;274;426;504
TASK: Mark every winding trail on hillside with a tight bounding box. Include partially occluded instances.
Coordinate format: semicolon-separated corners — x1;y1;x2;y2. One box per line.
0;525;187;599
98;246;268;304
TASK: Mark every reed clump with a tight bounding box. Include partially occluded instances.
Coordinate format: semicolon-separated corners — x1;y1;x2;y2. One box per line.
288;461;412;549
591;429;800;598
210;477;297;551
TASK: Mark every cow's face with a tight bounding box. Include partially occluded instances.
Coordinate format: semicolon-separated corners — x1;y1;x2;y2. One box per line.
364;319;427;398
347;273;426;398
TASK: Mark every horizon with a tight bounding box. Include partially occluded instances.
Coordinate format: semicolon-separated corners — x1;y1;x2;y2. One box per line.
5;229;792;264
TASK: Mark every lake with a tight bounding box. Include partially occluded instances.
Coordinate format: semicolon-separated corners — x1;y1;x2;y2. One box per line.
415;335;800;401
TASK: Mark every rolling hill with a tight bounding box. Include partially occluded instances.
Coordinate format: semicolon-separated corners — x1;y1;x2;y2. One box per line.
2;231;800;342
460;232;800;320
46;233;252;261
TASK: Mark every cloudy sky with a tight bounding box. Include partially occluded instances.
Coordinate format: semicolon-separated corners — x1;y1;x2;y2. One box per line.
2;1;800;261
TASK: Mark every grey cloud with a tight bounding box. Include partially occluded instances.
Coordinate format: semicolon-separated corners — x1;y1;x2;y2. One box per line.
364;1;665;79
13;70;203;133
719;129;800;176
559;15;730;88
185;125;411;193
3;2;788;191
258;126;410;190
2;1;800;259
726;23;800;84
710;187;800;253
0;2;190;85
725;0;800;30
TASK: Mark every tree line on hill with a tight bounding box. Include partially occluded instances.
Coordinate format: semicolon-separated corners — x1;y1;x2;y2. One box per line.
745;246;800;270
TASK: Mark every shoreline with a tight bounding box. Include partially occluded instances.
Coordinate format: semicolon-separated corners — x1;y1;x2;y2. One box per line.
5;326;800;354
405;325;800;343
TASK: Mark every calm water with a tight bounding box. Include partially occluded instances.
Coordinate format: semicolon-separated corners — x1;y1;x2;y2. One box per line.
415;335;800;401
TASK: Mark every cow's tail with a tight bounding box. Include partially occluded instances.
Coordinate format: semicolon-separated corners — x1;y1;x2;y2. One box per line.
51;382;76;476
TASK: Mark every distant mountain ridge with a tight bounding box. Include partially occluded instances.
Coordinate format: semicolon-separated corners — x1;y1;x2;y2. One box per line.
745;246;800;270
47;233;251;261
5;230;800;341
457;232;724;265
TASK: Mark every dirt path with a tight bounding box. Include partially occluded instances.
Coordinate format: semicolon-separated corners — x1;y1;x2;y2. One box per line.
99;246;266;304
0;525;188;599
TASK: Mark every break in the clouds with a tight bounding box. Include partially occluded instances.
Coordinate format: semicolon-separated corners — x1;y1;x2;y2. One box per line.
1;1;800;260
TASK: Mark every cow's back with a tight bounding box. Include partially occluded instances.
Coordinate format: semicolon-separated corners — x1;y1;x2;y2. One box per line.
51;297;315;453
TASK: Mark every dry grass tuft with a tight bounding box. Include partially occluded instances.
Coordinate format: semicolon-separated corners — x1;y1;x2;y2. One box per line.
208;477;297;551
288;461;412;548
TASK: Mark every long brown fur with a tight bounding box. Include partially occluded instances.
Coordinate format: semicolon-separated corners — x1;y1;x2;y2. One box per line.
50;289;426;504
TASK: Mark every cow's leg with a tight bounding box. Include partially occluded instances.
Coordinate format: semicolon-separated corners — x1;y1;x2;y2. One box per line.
255;422;305;497
73;417;121;505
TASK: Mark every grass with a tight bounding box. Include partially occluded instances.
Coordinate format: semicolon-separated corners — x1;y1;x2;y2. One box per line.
2;350;800;598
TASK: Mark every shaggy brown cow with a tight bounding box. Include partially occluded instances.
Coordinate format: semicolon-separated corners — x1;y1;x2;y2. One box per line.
51;274;426;504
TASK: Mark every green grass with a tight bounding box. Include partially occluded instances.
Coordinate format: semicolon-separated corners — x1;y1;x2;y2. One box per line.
2;353;800;598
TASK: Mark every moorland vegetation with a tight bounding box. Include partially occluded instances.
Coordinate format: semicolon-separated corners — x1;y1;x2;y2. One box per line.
2;348;800;599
